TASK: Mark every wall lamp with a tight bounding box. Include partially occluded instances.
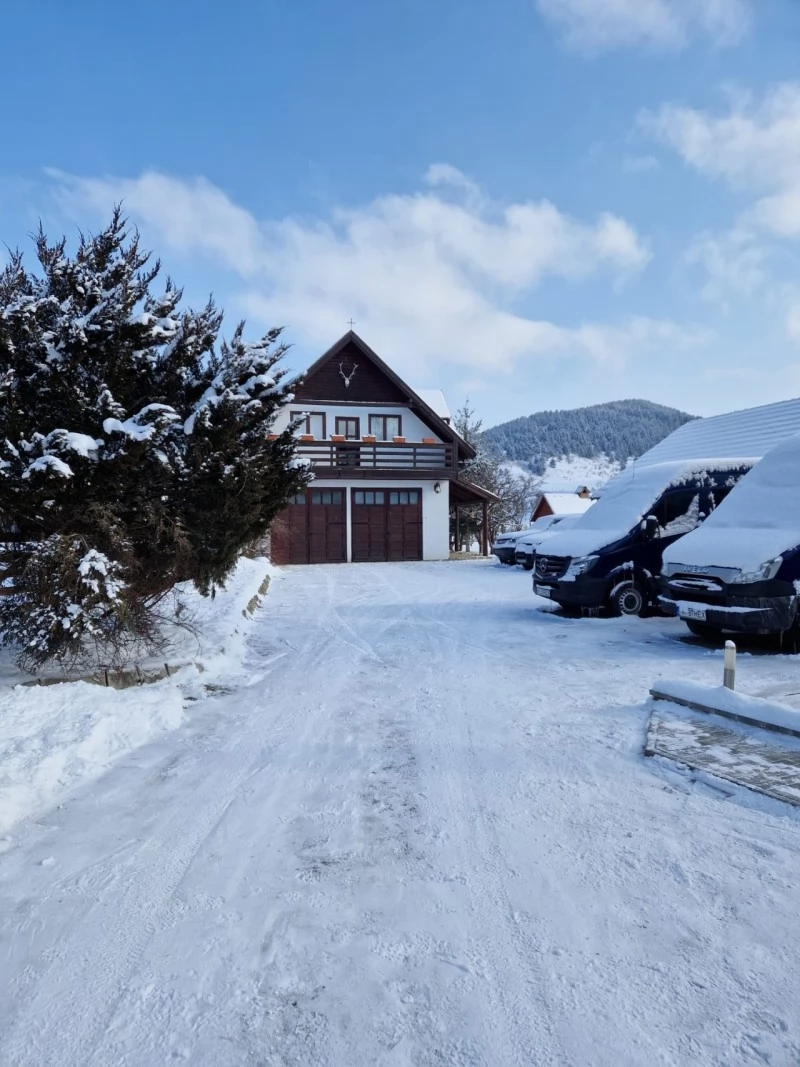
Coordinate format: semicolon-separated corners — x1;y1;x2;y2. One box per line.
434;481;441;494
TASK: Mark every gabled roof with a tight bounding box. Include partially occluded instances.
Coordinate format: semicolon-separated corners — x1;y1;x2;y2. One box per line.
539;492;594;516
636;396;800;469
293;331;474;460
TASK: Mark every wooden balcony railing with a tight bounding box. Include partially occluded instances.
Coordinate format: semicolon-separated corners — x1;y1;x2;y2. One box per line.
297;440;453;471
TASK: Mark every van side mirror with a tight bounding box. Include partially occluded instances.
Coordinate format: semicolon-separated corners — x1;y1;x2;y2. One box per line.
642;515;659;540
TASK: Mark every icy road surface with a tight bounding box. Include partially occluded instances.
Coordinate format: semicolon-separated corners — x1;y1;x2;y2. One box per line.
1;561;799;1066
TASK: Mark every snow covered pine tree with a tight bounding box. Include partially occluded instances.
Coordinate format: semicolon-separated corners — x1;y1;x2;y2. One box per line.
0;210;308;670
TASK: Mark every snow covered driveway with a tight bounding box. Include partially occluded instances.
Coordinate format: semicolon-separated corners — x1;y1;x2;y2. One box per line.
1;561;799;1065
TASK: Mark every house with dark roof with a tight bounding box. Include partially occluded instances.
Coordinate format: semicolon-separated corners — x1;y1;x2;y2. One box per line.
269;331;496;564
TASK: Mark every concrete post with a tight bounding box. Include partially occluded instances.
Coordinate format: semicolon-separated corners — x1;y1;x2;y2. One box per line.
723;640;737;690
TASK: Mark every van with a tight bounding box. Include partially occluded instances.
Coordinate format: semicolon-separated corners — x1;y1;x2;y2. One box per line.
492;527;534;565
532;461;751;615
515;514;580;569
660;433;800;646
531;396;800;617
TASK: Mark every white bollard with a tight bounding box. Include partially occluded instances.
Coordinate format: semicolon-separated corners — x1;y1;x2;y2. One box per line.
723;640;737;690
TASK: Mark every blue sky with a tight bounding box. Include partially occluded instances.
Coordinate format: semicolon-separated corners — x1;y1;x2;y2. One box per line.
2;0;800;427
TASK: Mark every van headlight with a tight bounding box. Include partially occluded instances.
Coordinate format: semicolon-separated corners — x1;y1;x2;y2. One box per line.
565;555;598;579
731;557;783;585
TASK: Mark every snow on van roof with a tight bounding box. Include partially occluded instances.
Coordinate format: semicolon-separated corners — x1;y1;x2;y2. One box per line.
540;460;750;559
636;396;800;469
663;431;800;573
538;492;594;516
415;389;451;422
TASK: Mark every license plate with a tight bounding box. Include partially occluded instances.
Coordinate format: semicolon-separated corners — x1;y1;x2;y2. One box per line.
680;605;707;622
535;585;552;598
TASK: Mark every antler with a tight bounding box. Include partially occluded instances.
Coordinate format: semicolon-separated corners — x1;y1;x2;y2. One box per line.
339;362;359;387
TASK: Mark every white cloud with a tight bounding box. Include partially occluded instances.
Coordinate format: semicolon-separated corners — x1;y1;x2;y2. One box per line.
536;0;750;53
684;229;766;307
645;84;800;237
424;163;482;202
44;166;698;379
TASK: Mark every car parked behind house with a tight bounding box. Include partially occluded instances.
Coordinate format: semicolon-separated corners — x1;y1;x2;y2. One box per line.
492;528;534;565
514;514;580;570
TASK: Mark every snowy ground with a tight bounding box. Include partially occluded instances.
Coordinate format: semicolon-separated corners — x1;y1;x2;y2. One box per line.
0;557;274;840
1;560;799;1065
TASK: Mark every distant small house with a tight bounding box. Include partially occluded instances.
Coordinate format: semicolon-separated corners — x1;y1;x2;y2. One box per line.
531;489;593;523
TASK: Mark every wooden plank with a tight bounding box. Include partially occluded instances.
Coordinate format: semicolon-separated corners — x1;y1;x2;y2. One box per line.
650;688;800;740
645;708;800;807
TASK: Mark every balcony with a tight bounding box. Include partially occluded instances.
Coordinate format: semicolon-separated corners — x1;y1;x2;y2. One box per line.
295;439;454;472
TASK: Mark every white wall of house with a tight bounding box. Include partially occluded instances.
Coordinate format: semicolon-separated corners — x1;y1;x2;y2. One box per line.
272;402;441;442
310;478;451;561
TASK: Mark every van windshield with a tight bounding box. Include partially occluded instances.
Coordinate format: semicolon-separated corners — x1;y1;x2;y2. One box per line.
573;465;690;535
663;434;800;570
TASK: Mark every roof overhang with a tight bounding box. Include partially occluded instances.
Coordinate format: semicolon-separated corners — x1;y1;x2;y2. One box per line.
449;478;501;505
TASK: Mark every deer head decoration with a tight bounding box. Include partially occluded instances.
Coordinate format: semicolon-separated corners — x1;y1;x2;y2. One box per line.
339;362;358;388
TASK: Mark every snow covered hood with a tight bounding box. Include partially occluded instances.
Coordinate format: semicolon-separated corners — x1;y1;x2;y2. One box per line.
663;433;800;572
537;460;747;560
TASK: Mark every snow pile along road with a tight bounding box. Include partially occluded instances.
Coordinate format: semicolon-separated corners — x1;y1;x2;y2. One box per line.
0;556;275;841
0;681;184;840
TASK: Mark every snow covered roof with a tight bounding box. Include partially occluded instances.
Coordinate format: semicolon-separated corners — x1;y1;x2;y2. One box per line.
415;389;451;422
663;431;800;572
636;397;800;469
539;492;594;516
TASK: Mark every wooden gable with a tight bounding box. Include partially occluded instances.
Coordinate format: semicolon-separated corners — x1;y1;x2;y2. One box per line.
292;337;409;405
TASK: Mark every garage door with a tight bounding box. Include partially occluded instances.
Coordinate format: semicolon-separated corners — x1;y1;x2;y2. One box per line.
351;488;422;562
271;489;346;565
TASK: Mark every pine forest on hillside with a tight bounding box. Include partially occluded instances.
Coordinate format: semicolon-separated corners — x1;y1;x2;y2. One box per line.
482;399;697;475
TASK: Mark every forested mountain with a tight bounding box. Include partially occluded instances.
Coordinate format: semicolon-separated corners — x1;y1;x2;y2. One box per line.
483;400;697;476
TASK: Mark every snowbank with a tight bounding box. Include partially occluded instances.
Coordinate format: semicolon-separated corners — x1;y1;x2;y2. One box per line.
0;556;277;839
652;678;800;738
161;555;278;674
0;680;185;838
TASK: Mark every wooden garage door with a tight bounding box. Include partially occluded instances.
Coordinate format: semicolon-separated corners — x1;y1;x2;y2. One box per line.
351;488;422;562
271;489;346;565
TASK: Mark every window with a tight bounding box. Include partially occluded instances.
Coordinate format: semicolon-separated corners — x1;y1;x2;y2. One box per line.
651;490;700;536
368;414;402;441
311;490;342;506
389;490;419;505
710;486;733;510
354;491;385;505
291;410;326;438
335;417;360;439
288;492;307;505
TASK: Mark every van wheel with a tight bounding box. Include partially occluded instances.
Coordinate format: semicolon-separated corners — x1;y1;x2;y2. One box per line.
522;559;534;571
685;620;719;639
607;582;646;617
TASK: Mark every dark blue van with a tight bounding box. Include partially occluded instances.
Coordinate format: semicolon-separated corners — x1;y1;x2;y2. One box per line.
532;461;752;616
660;433;800;646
